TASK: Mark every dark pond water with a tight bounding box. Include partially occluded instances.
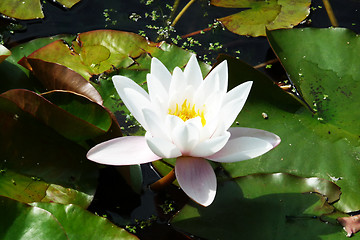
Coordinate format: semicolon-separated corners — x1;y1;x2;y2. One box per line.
1;0;359;239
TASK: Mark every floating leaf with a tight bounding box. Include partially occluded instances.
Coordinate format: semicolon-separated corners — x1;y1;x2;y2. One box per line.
0;196;138;240
215;43;360;212
210;0;311;36
0;196;68;240
19;59;103;104
0;169;92;206
0;169;48;203
0;0;81;20
171;174;346;240
55;0;81;8
33;202;139;240
0;0;43;20
267;27;360;135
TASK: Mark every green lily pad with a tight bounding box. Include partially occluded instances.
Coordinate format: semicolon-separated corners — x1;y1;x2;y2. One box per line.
0;45;11;64
210;0;311;37
0;196;68;240
0;0;81;20
0;196;138;240
0;169;48;203
32;202;139;240
171;174;350;240
55;0;81;8
267;27;360;135
215;50;360;212
0;169;92;206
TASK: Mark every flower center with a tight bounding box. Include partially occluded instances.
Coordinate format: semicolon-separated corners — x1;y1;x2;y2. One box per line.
168;99;206;126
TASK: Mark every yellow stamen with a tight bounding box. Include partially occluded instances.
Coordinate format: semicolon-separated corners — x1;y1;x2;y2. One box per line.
168;99;206;126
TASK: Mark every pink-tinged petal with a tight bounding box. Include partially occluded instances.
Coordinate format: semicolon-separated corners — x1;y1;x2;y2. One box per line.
221;81;252;130
204;60;228;94
171;118;200;154
145;132;182;159
112;75;151;130
87;136;161;165
207;127;281;163
150;57;172;88
175;157;217;207
190;131;230;157
184;55;203;89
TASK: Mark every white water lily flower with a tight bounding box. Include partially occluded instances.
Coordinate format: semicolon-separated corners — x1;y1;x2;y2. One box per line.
87;55;280;206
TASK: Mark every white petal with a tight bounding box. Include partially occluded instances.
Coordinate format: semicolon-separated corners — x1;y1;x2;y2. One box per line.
145;132;182;159
142;108;168;139
204;60;228;94
171;119;200;155
112;75;151;130
175;157;217;207
87;136;161;165
147;74;169;110
221;81;252;130
165;114;184;130
184;55;203;90
190;131;230;157
169;67;184;95
207;127;281;163
194;72;221;106
150;57;172;88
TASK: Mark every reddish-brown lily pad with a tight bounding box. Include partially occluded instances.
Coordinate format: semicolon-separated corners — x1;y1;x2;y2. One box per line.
19;58;103;104
1;89;111;142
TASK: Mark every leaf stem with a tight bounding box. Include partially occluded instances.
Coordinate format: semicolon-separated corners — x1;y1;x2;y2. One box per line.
168;0;181;24
181;26;213;39
171;0;196;27
322;0;339;27
150;168;176;191
253;58;279;69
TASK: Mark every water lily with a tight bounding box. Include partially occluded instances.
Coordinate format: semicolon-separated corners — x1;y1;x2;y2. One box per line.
87;55;280;206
